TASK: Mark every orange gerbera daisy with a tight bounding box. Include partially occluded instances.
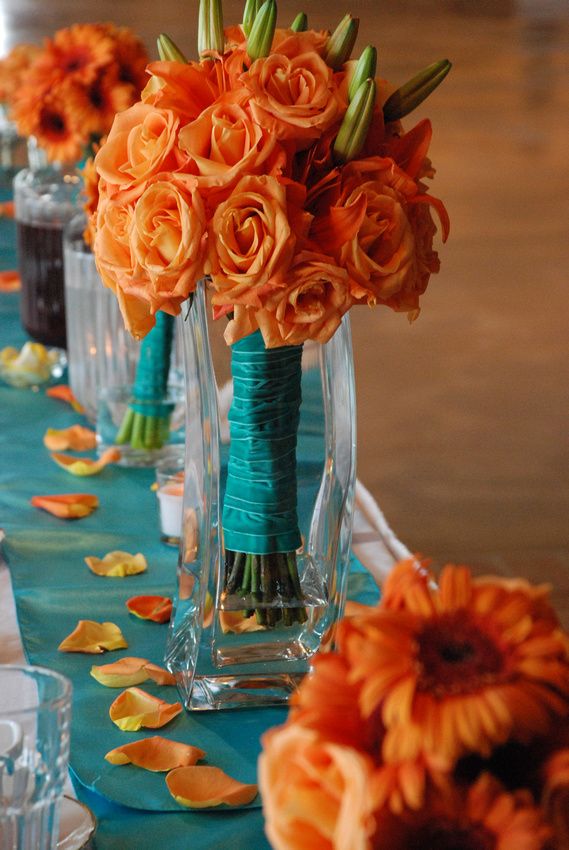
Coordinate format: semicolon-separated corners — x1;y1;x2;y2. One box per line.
26;96;83;163
38;24;114;86
340;560;569;766
373;773;552;850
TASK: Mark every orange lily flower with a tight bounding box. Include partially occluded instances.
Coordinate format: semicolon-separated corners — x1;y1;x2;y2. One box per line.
105;736;204;771
166;765;258;808
30;493;99;519
109;687;182;731
85;551;147;578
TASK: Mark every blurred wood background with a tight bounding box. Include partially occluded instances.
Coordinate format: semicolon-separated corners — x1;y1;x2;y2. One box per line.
3;0;567;613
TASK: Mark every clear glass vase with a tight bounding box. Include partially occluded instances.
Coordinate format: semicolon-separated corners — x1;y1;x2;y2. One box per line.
0;105;27;189
165;283;357;710
63;214;140;423
13;159;81;348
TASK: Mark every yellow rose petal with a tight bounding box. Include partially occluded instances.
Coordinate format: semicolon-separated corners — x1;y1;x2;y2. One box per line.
58;620;127;653
105;737;204;771
166;766;258;808
109;687;182;732
91;657;175;688
51;447;121;476
30;493;99;519
44;425;97;451
85;551;147;578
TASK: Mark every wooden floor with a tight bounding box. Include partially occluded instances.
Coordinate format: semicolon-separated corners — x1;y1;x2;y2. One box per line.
4;0;568;617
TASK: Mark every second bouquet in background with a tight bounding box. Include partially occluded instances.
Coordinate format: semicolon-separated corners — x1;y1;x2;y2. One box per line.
92;0;450;708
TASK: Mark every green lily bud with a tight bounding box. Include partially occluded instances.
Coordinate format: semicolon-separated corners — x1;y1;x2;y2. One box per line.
198;0;225;56
333;77;376;163
323;13;359;70
290;12;308;32
247;0;277;61
348;45;377;102
383;59;451;122
157;33;188;63
243;0;261;37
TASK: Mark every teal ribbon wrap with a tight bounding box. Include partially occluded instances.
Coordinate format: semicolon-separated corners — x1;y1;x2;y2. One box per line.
131;311;175;417
222;330;303;555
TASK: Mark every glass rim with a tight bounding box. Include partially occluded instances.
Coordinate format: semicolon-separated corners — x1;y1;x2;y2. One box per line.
0;664;72;715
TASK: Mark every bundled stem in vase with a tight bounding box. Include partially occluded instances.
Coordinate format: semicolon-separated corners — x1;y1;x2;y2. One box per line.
116;310;175;450
221;331;307;627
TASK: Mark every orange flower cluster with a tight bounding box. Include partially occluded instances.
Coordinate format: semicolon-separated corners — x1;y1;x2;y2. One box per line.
0;44;41;107
92;27;449;346
259;559;569;850
10;23;148;163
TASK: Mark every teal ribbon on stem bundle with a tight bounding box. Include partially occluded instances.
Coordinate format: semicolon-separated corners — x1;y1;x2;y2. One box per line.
222;330;307;626
115;311;175;450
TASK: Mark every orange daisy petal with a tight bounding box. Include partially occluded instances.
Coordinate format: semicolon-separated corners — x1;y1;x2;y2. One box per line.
91;657;175;688
126;595;172;623
58;620;127;653
46;384;85;413
0;269;20;291
30;493;99;518
43;425;97;451
50;447;121;476
105;736;204;771
166;766;258;808
85;550;147;578
109;687;182;731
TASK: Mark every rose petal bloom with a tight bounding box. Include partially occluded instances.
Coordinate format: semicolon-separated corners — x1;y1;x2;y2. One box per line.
95;103;181;192
105;737;205;771
178;92;286;204
244;52;344;149
252;250;352;348
142;60;220;124
166;765;258;809
259;723;378;850
339;561;569;766
207;174;296;308
129;178;206;315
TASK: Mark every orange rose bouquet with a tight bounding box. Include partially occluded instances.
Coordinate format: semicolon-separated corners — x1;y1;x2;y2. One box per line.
259;558;569;850
10;22;149;163
92;0;450;623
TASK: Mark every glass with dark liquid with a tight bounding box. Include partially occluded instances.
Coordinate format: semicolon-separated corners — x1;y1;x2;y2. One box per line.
14;163;81;349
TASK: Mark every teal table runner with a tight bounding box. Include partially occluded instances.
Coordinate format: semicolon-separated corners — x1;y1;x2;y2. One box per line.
0;250;378;847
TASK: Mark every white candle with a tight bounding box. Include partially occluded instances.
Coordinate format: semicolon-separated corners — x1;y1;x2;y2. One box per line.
157;480;184;540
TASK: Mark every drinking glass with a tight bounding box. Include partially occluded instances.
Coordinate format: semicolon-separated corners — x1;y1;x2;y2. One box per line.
0;665;72;850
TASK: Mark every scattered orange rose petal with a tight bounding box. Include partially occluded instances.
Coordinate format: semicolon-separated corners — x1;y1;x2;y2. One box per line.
105;737;204;772
85;550;147;578
219;610;266;634
51;447;121;476
46;384;85;413
91;657;175;688
109;687;182;732
0;201;14;218
43;425;97;451
30;493;99;519
126;595;172;623
166;766;258;808
58;620;127;653
0;270;20;291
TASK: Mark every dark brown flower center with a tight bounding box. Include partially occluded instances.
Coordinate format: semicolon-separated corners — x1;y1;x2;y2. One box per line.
416;612;506;696
40;108;68;138
407;820;495;850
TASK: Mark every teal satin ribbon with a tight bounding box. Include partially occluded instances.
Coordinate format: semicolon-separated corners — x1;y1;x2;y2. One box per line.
223;330;303;554
131;311;175;417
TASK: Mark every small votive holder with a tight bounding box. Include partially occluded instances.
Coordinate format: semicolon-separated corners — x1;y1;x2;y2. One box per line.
97;384;185;468
155;455;185;546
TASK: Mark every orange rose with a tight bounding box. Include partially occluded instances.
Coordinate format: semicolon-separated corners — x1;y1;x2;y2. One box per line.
271;28;329;58
259;723;378;850
207;174;298;308
93;191;155;338
248;251;351;348
243;52;344;148
129;178;206;315
178;92;286;204
142;60;221;124
94;103;181;193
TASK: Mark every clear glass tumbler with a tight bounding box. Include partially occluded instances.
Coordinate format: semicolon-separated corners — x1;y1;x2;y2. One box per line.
0;665;72;850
